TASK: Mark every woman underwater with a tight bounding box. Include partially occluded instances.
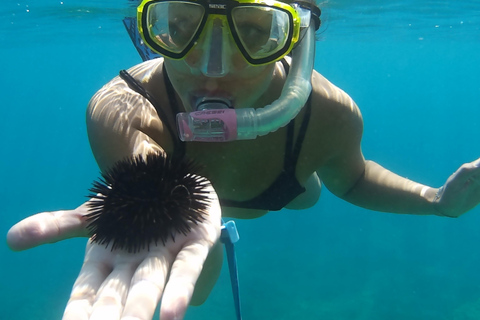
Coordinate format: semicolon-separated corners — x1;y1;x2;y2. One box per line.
7;0;480;319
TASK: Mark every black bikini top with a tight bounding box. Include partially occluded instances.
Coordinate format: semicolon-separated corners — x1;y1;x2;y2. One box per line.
219;96;311;211
119;60;311;211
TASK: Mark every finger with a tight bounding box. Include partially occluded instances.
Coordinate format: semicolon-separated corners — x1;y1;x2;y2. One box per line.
160;241;211;320
63;244;113;320
7;205;89;251
449;162;480;187
89;262;137;320
121;249;172;320
471;159;480;185
472;158;480;168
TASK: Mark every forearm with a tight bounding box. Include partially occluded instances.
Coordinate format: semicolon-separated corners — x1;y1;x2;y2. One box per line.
341;160;441;216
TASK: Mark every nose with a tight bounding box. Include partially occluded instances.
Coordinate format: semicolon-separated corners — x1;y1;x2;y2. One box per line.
188;17;233;78
201;18;227;77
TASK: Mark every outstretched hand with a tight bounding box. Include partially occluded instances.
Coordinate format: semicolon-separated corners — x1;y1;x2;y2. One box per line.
6;188;222;320
434;157;480;217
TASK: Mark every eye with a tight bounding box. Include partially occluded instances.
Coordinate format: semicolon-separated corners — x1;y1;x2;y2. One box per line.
169;17;196;40
236;22;269;38
232;7;274;52
167;4;205;45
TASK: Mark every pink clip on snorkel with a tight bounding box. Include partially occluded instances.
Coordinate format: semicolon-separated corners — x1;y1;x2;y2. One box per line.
177;108;239;142
177;98;239;142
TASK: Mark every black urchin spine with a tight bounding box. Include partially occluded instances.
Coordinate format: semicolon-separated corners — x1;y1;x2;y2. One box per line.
85;153;212;253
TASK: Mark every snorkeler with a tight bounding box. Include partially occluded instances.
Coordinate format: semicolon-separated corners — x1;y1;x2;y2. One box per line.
7;0;480;319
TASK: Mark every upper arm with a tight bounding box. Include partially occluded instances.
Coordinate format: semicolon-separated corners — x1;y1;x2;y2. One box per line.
312;73;366;197
86;76;168;172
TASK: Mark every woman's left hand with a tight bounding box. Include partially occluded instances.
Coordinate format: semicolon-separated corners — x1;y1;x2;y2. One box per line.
434;157;480;217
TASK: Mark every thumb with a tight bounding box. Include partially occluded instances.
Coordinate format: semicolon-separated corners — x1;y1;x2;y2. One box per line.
7;203;90;251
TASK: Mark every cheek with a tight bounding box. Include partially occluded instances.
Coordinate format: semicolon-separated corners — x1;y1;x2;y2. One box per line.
184;47;203;69
164;60;195;100
230;52;249;71
165;58;198;79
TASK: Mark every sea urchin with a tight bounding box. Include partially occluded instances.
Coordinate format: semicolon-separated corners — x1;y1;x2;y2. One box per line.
85;153;211;253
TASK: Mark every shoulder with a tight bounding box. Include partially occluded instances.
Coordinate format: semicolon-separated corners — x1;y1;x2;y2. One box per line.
311;70;362;128
87;58;163;127
310;70;363;139
301;70;364;165
86;58;171;170
304;71;366;195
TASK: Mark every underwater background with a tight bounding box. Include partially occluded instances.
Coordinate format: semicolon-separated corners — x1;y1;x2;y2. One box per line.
1;0;479;319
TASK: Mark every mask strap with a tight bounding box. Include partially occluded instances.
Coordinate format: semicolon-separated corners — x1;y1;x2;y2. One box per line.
293;1;321;30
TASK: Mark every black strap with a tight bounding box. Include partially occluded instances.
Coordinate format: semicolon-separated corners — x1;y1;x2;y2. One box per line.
283;94;312;173
280;58;311;172
284;119;296;170
119;70;177;140
119;69;185;161
162;64;183;116
294;1;321;30
291;94;312;168
280;58;290;74
162;65;186;160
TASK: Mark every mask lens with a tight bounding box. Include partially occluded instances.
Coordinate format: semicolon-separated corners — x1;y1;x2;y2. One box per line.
231;6;292;60
146;1;205;55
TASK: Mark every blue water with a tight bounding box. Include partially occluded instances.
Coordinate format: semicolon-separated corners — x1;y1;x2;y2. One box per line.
1;1;479;319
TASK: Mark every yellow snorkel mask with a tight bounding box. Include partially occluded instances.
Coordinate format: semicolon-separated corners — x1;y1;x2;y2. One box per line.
136;0;318;65
137;0;321;142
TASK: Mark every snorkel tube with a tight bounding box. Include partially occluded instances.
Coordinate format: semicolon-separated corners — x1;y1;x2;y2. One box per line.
177;15;316;142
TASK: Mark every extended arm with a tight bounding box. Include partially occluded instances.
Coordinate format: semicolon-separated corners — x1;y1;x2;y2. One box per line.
338;160;439;215
7;63;224;320
313;80;479;217
318;143;441;216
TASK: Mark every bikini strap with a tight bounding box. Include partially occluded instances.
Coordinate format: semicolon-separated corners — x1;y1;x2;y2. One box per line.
118;68;185;161
290;94;312;169
280;56;312;171
162;64;183;116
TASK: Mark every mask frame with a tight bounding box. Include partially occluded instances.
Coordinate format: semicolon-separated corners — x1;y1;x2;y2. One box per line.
137;0;302;65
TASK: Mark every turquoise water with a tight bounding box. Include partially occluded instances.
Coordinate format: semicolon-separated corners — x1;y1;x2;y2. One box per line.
1;0;480;319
